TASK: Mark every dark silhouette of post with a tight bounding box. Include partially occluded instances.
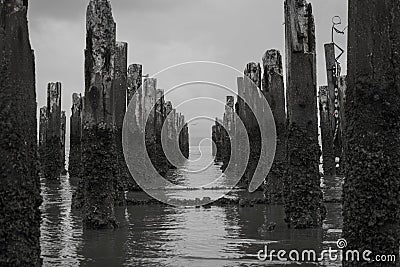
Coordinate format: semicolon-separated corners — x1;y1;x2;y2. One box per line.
343;1;400;265
0;1;42;265
284;0;324;228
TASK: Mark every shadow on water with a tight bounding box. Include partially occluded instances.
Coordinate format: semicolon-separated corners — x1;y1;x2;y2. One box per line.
40;146;343;266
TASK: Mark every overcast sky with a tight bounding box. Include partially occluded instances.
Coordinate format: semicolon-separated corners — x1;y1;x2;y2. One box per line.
28;0;348;145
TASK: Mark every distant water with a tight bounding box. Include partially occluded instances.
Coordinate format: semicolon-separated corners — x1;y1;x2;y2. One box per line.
40;146;343;266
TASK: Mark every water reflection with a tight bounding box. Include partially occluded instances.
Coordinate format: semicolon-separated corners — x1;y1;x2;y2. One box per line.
40;176;83;266
40;146;342;266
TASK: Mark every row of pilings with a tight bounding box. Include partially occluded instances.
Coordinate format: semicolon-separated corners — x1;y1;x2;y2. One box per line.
36;0;190;229
211;0;400;265
38;82;67;180
212;0;346;229
1;0;400;266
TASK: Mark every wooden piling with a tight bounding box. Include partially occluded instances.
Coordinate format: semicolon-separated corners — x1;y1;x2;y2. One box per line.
262;49;286;203
221;96;235;171
337;75;347;174
0;1;42;264
127;64;143;131
39;106;48;172
82;0;118;229
154;89;168;175
343;1;400;265
69;93;83;179
113;41;128;207
43;82;62;180
127;64;143;105
284;0;324;228
70;93;84;209
242;63;262;188
60;111;67;175
143;78;157;161
319;86;336;177
322;43;338;177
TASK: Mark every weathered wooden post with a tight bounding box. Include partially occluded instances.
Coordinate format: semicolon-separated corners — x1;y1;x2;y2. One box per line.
235;77;247;185
212;125;217;157
262;49;286;203
126;64;143;190
39;106;48;171
165;101;175;168
0;1;42;265
113;41;128;206
319;85;336;177
82;0;118;229
243;63;262;187
44;82;62;180
154;89;168;174
182;122;189;159
343;1;400;265
60;111;67;175
214;118;224;162
284;0;324;228
70;94;84;209
337;75;347;174
143;78;157;169
177;114;189;160
222;96;235;171
127;64;143;106
69;93;83;179
321;43;338;177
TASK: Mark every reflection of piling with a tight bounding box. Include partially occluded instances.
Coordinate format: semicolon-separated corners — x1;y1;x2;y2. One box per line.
262;50;286;203
82;0;118;229
342;1;400;264
113;41;128;207
0;1;42;264
43;82;62;180
284;0;324;228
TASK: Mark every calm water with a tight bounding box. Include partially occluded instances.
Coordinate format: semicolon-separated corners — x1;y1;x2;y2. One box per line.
40;146;343;266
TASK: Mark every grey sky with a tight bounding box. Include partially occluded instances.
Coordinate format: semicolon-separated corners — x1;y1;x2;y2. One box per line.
29;0;348;143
